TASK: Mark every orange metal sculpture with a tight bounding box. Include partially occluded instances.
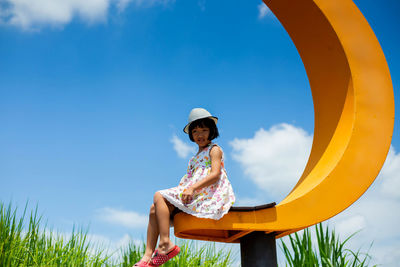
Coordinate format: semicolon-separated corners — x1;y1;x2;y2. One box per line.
173;0;395;242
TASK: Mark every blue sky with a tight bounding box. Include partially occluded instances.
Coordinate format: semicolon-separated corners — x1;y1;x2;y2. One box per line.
1;0;399;265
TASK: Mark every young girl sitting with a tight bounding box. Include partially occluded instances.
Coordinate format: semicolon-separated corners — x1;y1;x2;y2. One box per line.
134;108;235;267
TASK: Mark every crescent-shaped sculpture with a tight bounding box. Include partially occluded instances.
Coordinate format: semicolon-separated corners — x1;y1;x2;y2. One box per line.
173;0;394;242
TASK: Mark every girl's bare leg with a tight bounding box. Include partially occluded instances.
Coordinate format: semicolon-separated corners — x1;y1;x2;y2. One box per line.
140;204;159;262
153;192;176;254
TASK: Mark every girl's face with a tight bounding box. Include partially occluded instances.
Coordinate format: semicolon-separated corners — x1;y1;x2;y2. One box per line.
191;126;211;148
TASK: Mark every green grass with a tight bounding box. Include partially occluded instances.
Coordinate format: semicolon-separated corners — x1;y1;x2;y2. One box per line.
1;201;378;267
0;201;234;266
280;223;376;267
0;202;109;266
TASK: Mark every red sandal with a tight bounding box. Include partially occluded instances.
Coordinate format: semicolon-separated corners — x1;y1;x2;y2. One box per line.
149;245;180;266
133;259;151;266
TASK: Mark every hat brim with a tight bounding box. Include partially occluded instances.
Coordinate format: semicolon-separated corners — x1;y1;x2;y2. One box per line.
183;116;218;134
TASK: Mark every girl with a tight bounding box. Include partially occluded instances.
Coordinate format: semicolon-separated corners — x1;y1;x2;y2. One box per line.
134;108;235;267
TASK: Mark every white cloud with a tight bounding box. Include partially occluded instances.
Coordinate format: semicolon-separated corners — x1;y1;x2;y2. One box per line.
96;207;148;229
334;215;366;238
170;134;196;159
116;0;174;12
230;123;312;201
257;2;271;19
230;123;400;266
1;0;110;30
0;0;174;30
87;233;143;257
234;196;264;207
69;232;143;261
379;147;400;200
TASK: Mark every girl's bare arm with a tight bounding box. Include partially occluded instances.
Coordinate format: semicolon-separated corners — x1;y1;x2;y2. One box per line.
182;146;223;204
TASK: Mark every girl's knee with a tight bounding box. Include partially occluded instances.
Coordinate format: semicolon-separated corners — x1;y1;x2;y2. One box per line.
153;191;163;203
150;203;155;215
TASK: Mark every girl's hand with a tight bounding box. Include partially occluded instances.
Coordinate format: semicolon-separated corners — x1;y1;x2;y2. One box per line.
182;187;195;204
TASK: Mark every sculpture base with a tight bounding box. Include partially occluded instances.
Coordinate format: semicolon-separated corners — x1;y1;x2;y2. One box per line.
240;231;277;267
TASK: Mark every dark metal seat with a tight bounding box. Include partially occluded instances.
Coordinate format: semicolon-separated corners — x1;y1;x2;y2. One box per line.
229;202;276;212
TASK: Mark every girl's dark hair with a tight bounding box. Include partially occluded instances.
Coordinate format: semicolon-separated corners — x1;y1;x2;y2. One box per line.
188;118;219;142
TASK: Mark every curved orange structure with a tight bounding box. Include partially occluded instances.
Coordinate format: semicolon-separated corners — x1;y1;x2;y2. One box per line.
173;0;394;242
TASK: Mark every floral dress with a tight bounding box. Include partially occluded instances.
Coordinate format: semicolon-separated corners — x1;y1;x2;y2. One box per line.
159;142;235;220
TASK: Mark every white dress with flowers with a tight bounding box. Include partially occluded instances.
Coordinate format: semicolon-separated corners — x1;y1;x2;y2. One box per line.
159;142;235;220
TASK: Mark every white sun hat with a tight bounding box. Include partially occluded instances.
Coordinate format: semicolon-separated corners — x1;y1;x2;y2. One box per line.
183;108;218;134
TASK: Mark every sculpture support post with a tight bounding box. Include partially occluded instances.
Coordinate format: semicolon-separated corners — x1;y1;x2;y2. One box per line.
240;231;277;267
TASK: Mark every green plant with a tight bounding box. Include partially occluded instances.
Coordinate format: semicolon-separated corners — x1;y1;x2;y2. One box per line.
280;223;375;267
0;202;109;266
1;201;234;266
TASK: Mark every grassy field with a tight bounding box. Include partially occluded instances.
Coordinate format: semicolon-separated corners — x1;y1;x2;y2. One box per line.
1;201;376;266
0;202;233;266
280;223;375;267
